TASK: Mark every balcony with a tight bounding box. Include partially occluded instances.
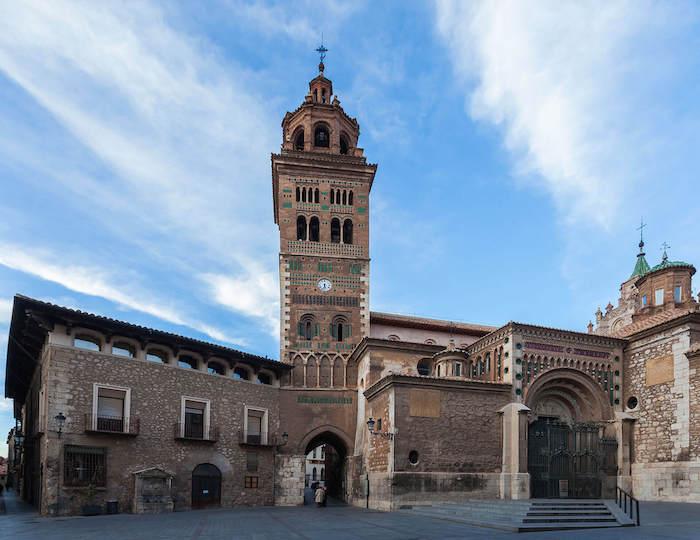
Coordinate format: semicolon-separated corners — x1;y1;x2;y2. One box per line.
85;414;139;436
238;430;276;447
173;422;219;443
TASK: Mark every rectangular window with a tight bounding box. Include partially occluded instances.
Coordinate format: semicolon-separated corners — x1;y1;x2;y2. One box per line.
642;295;648;307
318;262;333;273
288;259;303;271
674;285;682;303
246;452;258;472
181;398;210;439
92;384;130;433
244;407;268;445
655;288;664;306
454;362;462;377
244;475;259;489
64;445;106;487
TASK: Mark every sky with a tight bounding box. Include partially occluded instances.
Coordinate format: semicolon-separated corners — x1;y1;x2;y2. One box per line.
1;0;699;456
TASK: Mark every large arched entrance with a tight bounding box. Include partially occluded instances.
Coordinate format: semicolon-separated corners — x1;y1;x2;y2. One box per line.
524;369;618;499
191;463;221;509
300;427;350;505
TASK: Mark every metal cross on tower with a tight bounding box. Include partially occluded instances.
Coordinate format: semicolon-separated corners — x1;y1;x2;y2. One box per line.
316;35;328;64
637;218;647;242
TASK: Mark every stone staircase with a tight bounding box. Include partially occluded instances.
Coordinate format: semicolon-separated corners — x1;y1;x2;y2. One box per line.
399;499;635;532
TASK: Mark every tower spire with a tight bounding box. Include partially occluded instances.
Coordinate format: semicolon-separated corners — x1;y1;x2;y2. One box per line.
631;218;651;278
315;36;328;74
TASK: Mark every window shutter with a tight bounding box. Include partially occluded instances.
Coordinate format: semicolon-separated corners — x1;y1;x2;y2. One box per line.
314;324;319;337
297;322;304;337
347;325;352;338
330;324;336;339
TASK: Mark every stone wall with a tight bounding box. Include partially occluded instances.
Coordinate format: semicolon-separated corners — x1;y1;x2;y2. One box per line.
41;344;281;516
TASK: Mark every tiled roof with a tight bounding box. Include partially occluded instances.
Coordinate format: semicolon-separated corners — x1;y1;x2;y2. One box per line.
613;306;699;338
370;311;495;335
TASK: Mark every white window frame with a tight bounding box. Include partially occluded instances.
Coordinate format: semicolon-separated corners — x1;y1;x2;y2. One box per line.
454;362;462;377
92;383;131;433
244;405;269;445
655;288;664;306
674;285;682;303
180;396;211;439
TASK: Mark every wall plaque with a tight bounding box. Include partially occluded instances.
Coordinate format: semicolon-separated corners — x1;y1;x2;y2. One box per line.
409;389;441;418
646;355;674;386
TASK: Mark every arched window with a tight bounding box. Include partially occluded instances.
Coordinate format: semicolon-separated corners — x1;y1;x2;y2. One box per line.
321;467;325;480
314;125;329;147
340;135;349;155
321;88;327;103
348;191;353;206
178;355;198;369
314;188;320;204
342;190;347;205
330;190;335;204
312;467;317;480
296;215;307;241
207;361;226;376
417;358;431;376
313;89;318;102
298;314;317;340
309;216;320;242
301;187;306;203
74;335;101;351
257;372;272;385
330;315;350;342
342;219;353;244
294;129;304;151
232;366;250;380
112;342;135;358
335;189;341;203
330;218;341;243
146;349;167;363
295;186;300;202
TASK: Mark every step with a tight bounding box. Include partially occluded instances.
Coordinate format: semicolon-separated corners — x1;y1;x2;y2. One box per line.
518;522;627;532
527;511;613;516
523;517;617;523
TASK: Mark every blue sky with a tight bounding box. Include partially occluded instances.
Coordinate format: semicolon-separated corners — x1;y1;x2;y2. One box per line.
1;1;700;456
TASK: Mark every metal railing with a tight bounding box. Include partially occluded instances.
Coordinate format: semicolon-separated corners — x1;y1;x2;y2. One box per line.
238;430;275;446
173;422;219;442
616;486;641;526
85;414;139;435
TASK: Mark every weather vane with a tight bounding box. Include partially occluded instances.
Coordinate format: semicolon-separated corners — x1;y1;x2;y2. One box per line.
315;34;328;64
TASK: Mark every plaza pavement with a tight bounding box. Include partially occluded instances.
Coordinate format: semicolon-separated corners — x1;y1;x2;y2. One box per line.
2;490;700;539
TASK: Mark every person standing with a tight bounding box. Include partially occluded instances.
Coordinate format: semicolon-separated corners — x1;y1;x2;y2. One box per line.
314;485;325;507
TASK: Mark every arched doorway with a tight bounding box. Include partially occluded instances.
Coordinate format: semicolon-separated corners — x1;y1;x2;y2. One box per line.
301;428;350;505
524;369;618;499
191;463;221;509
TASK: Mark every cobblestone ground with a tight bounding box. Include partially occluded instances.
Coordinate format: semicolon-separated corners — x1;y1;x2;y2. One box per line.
2;490;700;540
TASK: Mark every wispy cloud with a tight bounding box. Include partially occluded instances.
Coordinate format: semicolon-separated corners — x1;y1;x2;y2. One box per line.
434;0;690;228
0;298;11;325
0;243;246;345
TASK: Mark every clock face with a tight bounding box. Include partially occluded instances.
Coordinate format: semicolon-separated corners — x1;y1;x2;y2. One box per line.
317;278;332;292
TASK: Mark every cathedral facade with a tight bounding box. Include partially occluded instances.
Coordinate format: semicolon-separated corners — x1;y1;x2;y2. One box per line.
4;62;700;516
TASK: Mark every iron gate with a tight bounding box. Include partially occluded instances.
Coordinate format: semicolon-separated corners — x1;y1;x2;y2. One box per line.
528;418;617;498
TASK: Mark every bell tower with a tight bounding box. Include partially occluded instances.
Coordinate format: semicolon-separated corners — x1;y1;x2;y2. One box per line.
271;54;376;388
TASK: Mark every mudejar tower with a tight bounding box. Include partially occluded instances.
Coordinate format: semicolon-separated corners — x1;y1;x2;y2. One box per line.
272;59;376;389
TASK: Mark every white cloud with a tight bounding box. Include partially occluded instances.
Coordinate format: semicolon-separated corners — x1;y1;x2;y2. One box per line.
0;0;283;333
434;0;675;228
0;243;247;346
0;298;11;325
0;399;12;413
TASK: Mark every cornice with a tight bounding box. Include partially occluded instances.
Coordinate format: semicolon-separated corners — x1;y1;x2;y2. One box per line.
363;373;511;400
348;337;443;364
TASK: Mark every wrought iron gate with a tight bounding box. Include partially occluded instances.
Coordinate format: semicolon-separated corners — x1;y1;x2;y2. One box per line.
528;418;617;498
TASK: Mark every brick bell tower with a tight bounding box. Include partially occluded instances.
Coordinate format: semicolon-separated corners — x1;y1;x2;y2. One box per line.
272;53;376;388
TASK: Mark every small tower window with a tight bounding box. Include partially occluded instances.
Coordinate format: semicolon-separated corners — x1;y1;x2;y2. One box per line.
295;187;300;202
321;88;327;104
314;125;329;147
340;135;349;155
342;219;353;245
348;191;353;206
294;130;304;151
654;288;664;306
301;187;307;203
297;215;307;241
342;190;347;205
309;216;320;242
314;188;320;204
330;316;350;342
330;218;341;243
330;190;335;204
674;285;682;303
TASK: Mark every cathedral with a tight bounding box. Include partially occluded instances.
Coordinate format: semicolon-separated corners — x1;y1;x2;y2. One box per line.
4;59;700;516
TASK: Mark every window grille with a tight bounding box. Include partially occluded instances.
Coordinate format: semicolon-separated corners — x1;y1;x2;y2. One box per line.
64;445;106;487
245;476;259;488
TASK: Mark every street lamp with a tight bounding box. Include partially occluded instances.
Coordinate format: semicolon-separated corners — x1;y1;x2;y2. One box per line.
366;417;394;440
55;412;66;438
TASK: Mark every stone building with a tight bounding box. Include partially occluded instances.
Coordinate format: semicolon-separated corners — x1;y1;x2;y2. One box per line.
4;58;700;515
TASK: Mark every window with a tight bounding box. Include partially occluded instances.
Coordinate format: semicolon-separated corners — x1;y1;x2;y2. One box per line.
312;448;317;459
289;259;303;271
256;372;272;385
294;129;304;151
301;187;307;202
330;190;335;204
296;186;300;201
454;362;462;377
296;215;307;241
627;396;639;410
247;452;258;472
245;476;259;488
342;190;347;205
314;188;320;204
437;365;442;377
641;295;648;307
245;407;268;445
655;288;664;306
312;467;317;480
146;349;167;363
330;218;341;243
181;398;209;439
74;335;100;351
298;314;318;340
417;358;431;376
330;316;350;342
233;366;250;380
178;355;197;369
207;362;226;376
348;191;353;206
64;445;106;487
314;125;329;147
340;135;349;155
94;385;130;433
321;468;325;480
674;286;682;303
408;450;419;465
309;216;320;242
342;219;353;244
111;342;134;358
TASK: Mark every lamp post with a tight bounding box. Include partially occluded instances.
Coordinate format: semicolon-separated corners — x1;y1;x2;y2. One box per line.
366;417;394;440
55;412;66;438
